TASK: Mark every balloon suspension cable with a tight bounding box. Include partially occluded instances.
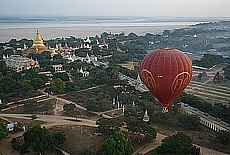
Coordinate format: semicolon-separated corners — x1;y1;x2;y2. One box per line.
162;107;168;113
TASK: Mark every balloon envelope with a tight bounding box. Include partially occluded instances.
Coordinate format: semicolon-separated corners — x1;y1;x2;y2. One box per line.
140;48;192;109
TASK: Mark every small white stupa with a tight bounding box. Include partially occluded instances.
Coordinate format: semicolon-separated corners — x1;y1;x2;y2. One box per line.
143;110;150;122
136;73;142;85
86;53;91;64
112;98;116;105
79;67;84;73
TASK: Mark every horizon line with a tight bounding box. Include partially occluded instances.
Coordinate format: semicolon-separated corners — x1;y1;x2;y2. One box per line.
0;15;230;18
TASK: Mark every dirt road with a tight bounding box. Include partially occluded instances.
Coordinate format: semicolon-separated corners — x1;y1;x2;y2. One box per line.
134;132;228;155
0;114;97;128
0;114;228;155
0;114;97;155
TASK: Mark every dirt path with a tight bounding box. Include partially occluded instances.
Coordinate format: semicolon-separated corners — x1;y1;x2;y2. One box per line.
38;88;115;119
0;114;228;155
0;114;97;155
77;84;106;93
133;133;165;154
0;114;97;128
133;133;228;155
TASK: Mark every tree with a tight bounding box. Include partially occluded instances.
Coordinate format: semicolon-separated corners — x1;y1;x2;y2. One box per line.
31;78;43;90
101;131;134;155
11;71;22;82
0;60;6;69
0;75;16;94
71;70;83;79
23;125;58;155
98;99;111;111
92;44;101;55
31;114;37;120
178;113;201;130
216;130;230;147
85;98;98;111
108;40;117;54
101;32;109;39
70;62;82;70
40;51;51;59
0;60;9;76
94;69;110;84
64;82;76;92
63;103;76;112
24;101;37;112
125;116;156;142
151;111;172;125
175;92;230;124
119;93;138;104
38;59;51;68
128;32;138;39
97;118;124;132
156;132;200;155
11;137;29;154
20;79;34;94
51;78;65;94
54;132;66;145
53;72;69;81
46;65;55;73
192;54;223;68
0;122;8;140
53;53;63;61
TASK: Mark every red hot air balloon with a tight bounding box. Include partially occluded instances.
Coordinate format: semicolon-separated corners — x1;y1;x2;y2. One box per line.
140;48;192;112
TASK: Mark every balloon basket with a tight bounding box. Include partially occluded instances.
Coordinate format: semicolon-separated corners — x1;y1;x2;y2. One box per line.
162;107;168;113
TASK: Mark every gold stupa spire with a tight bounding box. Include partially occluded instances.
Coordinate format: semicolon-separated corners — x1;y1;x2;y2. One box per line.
34;30;43;44
30;30;47;54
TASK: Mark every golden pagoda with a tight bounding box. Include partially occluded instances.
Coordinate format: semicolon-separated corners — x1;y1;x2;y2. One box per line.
29;30;47;54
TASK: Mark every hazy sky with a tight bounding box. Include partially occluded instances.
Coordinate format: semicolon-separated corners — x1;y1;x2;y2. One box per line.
0;0;230;17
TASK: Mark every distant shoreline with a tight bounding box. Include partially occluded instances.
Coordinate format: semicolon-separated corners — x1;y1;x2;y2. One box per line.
0;20;200;42
2;16;229;42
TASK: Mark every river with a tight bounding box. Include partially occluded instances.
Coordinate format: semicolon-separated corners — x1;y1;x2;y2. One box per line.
0;16;201;42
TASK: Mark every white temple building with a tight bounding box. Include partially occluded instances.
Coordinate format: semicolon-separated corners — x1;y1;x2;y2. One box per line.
84;37;91;49
4;55;39;72
86;53;91;64
79;67;89;77
52;64;64;73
